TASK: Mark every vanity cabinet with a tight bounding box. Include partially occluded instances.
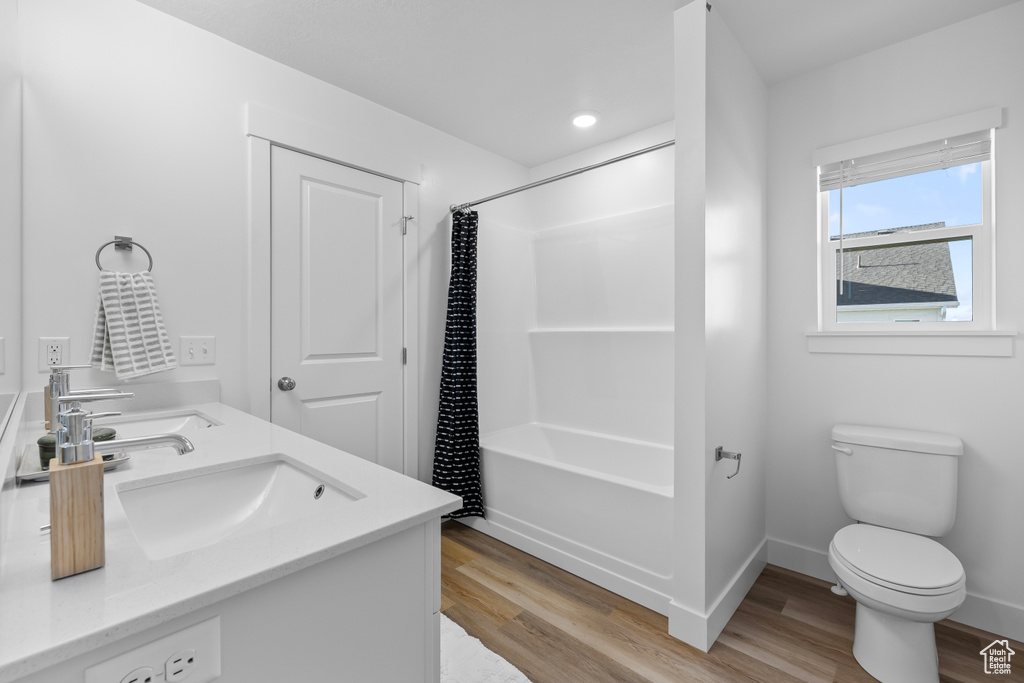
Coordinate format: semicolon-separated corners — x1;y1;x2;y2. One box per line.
14;519;442;683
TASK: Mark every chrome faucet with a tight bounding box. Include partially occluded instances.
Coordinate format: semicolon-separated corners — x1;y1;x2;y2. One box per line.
55;392;135;465
55;392;196;462
46;365;125;434
95;433;195;456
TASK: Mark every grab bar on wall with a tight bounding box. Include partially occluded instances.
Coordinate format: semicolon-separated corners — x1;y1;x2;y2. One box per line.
715;446;742;479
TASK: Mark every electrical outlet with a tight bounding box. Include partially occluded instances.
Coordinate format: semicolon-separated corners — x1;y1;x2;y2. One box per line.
84;616;220;683
165;648;197;681
120;666;154;683
38;337;70;372
179;336;216;366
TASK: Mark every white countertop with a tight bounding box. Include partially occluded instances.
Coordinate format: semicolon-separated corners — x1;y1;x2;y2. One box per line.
0;402;461;681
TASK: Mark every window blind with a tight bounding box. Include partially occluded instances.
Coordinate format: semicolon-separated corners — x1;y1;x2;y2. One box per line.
819;130;991;192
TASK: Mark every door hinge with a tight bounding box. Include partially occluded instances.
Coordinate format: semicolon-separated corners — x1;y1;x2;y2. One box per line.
402;215;413;235
402;347;407;364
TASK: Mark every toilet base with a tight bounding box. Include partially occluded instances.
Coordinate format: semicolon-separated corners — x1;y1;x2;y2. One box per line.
853;603;939;683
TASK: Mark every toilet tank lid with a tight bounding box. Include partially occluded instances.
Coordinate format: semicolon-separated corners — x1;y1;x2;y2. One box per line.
832;424;963;456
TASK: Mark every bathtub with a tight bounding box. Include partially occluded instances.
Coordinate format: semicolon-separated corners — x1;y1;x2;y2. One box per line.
459;422;673;614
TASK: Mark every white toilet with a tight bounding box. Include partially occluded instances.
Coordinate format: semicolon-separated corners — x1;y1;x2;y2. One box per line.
828;424;966;683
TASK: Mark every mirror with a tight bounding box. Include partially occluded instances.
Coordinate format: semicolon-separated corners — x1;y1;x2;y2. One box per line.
0;0;22;401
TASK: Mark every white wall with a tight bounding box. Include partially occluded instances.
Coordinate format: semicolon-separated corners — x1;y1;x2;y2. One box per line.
0;0;20;396
702;4;768;631
670;1;768;651
766;2;1024;639
671;0;709;644
17;0;530;479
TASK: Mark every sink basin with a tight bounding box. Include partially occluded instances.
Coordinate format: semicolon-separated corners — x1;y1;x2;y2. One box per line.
95;409;220;440
115;455;364;560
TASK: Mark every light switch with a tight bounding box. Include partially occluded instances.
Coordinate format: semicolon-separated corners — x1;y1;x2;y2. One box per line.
179;336;216;366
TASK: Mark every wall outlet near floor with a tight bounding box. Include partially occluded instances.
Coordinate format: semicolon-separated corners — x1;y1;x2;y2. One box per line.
84;616;220;683
179;336;216;366
38;337;70;372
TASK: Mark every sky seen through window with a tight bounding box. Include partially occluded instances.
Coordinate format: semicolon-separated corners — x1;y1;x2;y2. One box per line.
828;162;981;321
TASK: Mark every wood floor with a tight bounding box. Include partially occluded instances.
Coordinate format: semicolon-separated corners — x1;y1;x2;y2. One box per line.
441;522;1023;683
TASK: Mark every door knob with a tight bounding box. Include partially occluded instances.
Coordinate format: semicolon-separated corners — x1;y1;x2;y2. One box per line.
277;377;296;391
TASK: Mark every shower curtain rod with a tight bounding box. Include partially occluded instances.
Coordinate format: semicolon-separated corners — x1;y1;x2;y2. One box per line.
449;139;675;213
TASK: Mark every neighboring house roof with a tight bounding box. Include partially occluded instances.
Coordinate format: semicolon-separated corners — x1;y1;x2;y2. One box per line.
833;223;959;307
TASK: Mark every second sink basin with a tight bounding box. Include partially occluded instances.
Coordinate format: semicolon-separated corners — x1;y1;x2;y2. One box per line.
115;454;365;560
95;409;220;440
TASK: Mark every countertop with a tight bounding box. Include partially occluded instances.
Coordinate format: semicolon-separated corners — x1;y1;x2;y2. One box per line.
0;402;461;681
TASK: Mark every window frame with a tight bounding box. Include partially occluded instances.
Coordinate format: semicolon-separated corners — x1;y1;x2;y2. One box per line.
818;158;992;332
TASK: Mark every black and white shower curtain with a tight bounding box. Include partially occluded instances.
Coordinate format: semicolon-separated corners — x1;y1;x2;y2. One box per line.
432;210;485;518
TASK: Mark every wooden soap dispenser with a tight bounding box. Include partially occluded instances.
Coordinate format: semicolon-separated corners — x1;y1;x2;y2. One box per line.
49;392;130;581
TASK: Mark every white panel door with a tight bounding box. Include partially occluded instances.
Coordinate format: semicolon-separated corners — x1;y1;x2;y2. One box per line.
271;146;405;472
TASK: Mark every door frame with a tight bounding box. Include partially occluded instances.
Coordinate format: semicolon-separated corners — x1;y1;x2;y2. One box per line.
245;103;420;477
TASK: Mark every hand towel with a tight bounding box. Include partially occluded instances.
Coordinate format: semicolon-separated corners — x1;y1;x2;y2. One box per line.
91;271;177;380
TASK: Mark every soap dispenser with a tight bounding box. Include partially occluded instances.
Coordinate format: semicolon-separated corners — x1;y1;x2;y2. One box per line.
40;366;120;469
48;392;130;581
43;364;90;433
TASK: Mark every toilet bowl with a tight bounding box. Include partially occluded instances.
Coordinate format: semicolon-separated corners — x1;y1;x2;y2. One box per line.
829;524;965;683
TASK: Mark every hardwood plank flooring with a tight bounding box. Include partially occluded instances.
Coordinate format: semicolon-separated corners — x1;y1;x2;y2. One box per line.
441;522;1023;683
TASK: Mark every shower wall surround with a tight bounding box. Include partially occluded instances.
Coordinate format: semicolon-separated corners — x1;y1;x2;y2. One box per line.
469;128;675;612
530;206;674;444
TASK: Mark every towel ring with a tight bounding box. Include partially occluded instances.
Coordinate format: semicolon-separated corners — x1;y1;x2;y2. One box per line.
95;236;153;272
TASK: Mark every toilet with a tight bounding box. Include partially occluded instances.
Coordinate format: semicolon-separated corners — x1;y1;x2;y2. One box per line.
828;424;966;683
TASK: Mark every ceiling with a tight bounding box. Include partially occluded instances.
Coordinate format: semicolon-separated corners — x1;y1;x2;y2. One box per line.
136;0;1018;168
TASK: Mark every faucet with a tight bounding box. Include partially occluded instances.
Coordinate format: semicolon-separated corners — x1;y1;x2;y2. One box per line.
55;393;196;461
46;365;126;434
95;433;195;456
54;392;135;465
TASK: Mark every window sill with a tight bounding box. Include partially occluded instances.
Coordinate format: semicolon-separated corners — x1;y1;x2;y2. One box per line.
806;330;1016;357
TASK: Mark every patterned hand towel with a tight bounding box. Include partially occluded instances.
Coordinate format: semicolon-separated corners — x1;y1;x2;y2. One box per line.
91;271;177;380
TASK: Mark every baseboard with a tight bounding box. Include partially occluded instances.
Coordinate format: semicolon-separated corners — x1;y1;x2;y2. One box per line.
767;536;833;583
707;540;768;644
668;539;768;653
667;599;712;652
954;592;1024;643
768;536;1024;642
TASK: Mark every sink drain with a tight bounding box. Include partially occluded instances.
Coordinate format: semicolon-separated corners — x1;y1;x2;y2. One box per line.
314;484;325;500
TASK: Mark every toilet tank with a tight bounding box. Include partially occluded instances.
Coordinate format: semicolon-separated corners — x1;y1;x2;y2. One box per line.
832;424;962;536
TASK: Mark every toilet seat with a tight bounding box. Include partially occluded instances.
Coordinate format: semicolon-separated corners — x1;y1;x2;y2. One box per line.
831;524;964;595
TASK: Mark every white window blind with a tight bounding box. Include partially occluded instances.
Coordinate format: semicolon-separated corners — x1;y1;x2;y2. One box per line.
819;130;991;192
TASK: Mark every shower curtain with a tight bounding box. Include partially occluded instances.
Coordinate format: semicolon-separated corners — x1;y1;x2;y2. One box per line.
432;209;484;518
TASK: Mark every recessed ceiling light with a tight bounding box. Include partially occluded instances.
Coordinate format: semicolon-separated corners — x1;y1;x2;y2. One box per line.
571;110;600;128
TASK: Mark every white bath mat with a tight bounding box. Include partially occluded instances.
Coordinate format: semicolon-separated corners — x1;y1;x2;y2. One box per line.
441;613;532;683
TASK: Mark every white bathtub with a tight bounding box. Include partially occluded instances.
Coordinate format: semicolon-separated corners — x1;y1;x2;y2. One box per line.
460;422;674;614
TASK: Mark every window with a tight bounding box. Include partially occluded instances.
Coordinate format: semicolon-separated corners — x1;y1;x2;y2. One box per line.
818;129;993;331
